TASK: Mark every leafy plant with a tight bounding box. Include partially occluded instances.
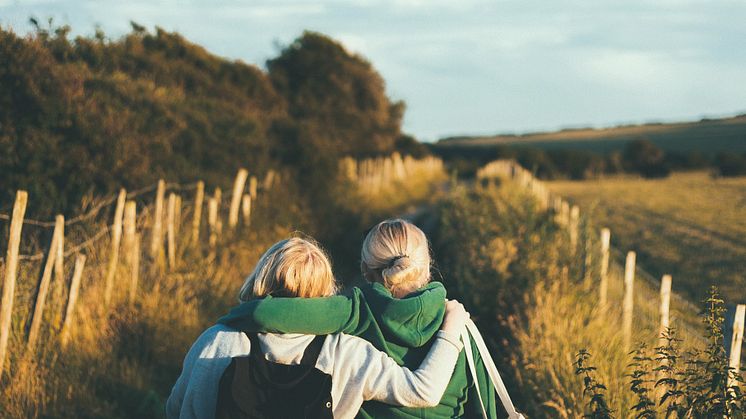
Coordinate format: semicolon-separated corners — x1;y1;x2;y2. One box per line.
575;349;614;419
628;343;656;418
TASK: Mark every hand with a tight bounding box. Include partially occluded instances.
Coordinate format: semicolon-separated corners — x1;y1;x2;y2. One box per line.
441;299;469;333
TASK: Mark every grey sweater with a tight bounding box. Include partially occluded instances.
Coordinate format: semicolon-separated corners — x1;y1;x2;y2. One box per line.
166;324;463;419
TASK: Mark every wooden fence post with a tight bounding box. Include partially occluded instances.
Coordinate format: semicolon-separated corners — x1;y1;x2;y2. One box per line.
150;180;166;258
167;193;177;269
60;254;86;348
249;176;257;200
729;304;746;387
623;251;636;349
53;216;64;305
192;181;204;244
569;205;580;254
208;197;218;252
0;190;28;376
228;169;249;228
174;194;182;237
263;170;276;190
104;189;126;306
26;215;64;353
241;194;252;226
129;235;141;303
122;201;137;297
599;228;611;308
659;274;672;341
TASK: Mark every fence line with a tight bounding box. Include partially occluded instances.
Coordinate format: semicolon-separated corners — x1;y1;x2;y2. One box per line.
0;168;269;380
477;159;734;357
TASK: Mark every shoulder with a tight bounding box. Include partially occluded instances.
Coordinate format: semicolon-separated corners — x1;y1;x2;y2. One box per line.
189;324;251;360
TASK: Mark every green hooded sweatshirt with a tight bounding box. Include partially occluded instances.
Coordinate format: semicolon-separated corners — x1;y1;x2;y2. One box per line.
218;282;498;418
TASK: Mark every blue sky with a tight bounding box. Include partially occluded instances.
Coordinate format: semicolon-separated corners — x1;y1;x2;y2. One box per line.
2;0;745;141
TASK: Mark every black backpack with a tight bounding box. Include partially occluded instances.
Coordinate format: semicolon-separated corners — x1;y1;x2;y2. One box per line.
215;333;333;419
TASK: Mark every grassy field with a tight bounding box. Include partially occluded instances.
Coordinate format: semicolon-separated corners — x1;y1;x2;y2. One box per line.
547;171;746;303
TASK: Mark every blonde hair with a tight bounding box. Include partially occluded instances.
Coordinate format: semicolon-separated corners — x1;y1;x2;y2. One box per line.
238;237;336;302
360;219;431;295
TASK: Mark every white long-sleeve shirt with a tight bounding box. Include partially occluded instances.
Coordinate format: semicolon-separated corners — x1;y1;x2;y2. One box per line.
166;324;462;419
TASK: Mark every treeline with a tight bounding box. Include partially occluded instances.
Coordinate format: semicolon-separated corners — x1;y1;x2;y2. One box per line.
433;139;746;180
0;21;420;217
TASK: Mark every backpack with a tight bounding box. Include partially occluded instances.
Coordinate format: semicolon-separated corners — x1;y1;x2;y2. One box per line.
215;333;333;419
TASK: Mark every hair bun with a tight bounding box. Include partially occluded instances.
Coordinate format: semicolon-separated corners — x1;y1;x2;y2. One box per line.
382;255;412;285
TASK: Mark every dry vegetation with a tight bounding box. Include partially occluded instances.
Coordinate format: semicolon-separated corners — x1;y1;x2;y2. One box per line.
0;156;446;419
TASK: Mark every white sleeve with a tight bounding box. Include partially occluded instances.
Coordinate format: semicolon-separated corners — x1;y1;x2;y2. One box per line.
165;325;251;419
331;331;462;408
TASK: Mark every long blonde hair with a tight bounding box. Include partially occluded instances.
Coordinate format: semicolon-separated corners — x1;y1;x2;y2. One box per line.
238;237;337;301
360;219;431;296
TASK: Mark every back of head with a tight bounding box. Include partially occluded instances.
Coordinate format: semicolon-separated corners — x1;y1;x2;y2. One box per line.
360;219;431;296
238;237;336;302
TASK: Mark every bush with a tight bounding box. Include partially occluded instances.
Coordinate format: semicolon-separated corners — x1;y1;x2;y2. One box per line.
623;139;671;178
715;152;746;177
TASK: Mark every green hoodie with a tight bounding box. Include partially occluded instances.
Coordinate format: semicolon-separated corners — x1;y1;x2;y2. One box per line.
218;282;497;418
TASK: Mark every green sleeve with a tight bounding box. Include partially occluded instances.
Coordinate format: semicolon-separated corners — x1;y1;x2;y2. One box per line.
466;337;499;418
217;287;373;335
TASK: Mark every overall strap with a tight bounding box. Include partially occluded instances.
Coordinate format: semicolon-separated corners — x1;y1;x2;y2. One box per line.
300;335;326;366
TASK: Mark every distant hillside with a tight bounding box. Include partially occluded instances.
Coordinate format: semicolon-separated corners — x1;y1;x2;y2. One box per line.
437;114;746;154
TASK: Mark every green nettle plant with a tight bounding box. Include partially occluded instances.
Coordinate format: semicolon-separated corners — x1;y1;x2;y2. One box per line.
575;349;614;419
654;328;685;417
628;343;656;418
577;287;746;418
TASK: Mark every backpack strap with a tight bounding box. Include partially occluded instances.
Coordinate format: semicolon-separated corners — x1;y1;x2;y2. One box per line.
462;320;525;419
300;335;326;366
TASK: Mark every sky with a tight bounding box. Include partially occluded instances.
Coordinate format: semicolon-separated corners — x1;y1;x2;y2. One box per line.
1;0;745;141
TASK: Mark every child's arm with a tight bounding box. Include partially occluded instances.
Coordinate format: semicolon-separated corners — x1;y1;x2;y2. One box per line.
218;288;368;335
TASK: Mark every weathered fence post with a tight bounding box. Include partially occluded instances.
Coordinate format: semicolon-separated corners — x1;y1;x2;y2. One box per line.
228;169;249;228
55;220;64;282
167;193;177;269
263;170;276;190
104;189;126;306
123;202;136;262
249;176;258;200
623;251;636;349
150;180;166;258
129;235;141;303
659;274;672;341
569;205;580;254
26;215;64;353
192;181;205;244
0;191;28;375
241;194;252;226
208;197;218;253
599;228;611;308
174;194;182;237
728;304;746;388
60;254;86;348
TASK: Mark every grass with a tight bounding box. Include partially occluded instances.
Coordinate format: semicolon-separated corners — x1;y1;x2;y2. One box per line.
547;171;746;304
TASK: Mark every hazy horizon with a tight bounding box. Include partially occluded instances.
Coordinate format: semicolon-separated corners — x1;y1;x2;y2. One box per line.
2;0;745;142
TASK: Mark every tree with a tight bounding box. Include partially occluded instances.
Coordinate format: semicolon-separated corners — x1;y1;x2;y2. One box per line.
267;31;404;158
623;139;670;178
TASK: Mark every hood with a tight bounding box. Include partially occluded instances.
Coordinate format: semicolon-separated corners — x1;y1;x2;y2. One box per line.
360;281;446;348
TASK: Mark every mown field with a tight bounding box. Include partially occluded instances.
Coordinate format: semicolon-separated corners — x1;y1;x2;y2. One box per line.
547;171;746;303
